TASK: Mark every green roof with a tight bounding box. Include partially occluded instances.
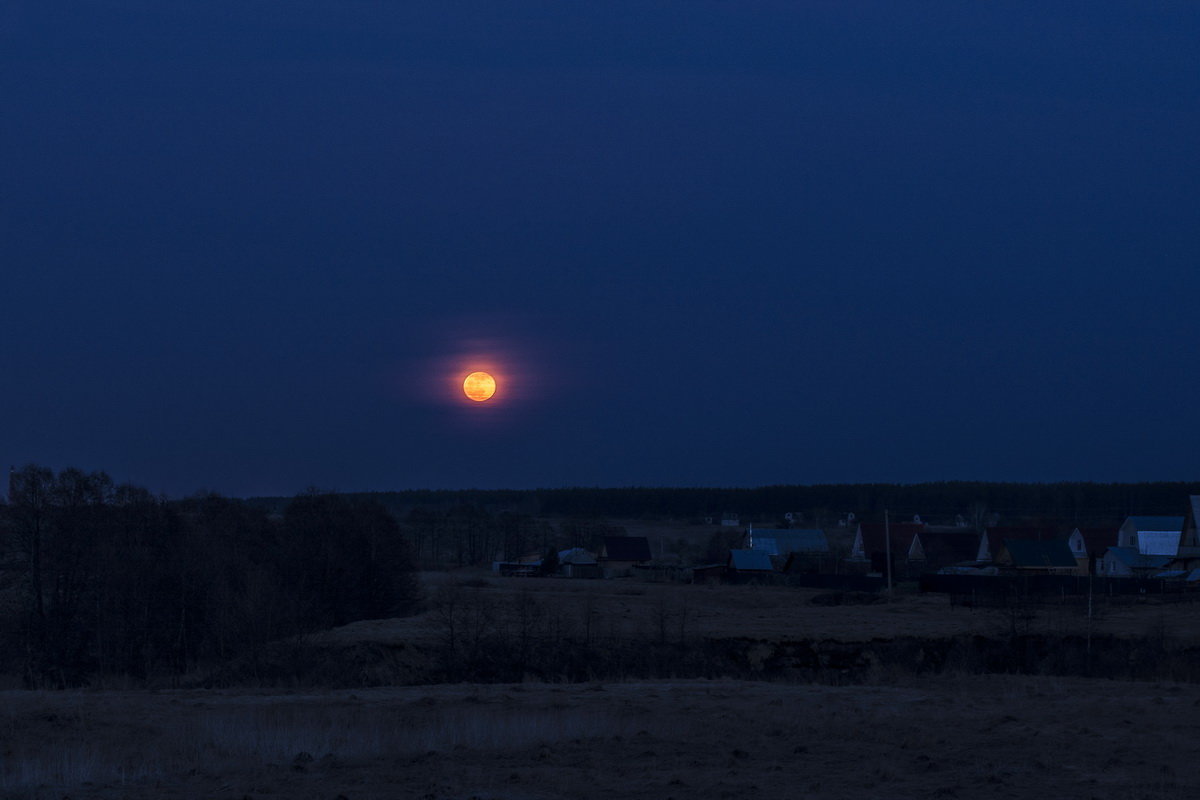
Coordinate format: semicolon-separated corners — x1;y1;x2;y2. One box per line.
1003;539;1077;568
729;549;775;572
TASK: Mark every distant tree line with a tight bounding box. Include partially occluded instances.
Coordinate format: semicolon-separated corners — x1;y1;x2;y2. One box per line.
246;481;1200;526
402;506;622;567
0;465;419;688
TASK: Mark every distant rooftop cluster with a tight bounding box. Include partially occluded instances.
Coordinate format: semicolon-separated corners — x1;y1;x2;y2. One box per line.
489;496;1200;591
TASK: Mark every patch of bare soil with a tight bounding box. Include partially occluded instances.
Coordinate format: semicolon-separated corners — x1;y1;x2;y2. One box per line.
2;676;1196;799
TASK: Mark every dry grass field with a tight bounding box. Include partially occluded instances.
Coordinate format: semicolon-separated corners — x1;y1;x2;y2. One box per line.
3;676;1198;799
318;570;1200;647
6;572;1200;799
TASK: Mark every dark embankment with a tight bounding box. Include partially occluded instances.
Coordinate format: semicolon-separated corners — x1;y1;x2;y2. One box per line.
190;631;1200;688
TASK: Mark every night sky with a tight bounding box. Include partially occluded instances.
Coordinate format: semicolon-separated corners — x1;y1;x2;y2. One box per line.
2;2;1198;497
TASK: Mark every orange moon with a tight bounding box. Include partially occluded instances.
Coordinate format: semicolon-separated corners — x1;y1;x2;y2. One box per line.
462;371;497;402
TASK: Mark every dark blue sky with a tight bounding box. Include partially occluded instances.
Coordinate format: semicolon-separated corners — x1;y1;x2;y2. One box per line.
2;2;1198;497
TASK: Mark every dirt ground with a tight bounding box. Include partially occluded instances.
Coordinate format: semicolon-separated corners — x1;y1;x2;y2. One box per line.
3;675;1197;800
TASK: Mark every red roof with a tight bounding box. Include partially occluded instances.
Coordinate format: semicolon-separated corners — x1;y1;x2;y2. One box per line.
1072;526;1117;555
914;531;983;564
983;526;1068;559
857;522;925;556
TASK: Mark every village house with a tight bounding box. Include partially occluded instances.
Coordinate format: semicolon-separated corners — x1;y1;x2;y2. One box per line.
1098;547;1173;577
746;527;829;556
1177;496;1200;558
977;524;1122;575
995;538;1080;575
746;527;830;571
849;522;925;576
598;536;652;577
1117;516;1186;556
727;549;775;579
1067;526;1118;574
976;526;1064;563
908;530;982;573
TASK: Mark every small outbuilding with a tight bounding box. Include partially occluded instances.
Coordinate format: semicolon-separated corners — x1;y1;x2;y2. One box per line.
557;547;601;579
691;563;729;584
599;536;652;577
728;549;775;578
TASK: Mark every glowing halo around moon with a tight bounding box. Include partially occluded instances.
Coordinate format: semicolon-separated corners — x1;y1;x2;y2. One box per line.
462;371;497;402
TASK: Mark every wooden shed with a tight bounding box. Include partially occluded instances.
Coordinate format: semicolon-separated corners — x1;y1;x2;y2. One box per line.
599;536;652;577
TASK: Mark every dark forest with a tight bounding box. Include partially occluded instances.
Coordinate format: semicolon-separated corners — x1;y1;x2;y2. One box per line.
0;465;419;688
251;480;1200;524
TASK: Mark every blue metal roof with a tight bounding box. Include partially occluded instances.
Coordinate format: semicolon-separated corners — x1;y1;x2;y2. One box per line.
749;529;829;555
729;549;775;572
557;547;597;565
1106;546;1173;569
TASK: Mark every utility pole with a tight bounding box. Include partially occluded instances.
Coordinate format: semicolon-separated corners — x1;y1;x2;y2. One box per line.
1086;573;1093;674
884;508;893;597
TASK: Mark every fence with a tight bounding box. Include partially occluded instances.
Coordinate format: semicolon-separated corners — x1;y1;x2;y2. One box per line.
920;573;1200;606
724;572;887;591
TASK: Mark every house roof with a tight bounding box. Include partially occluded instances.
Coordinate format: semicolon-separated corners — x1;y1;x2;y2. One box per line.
986;526;1066;538
1001;539;1078;568
913;531;982;564
982;526;1068;559
1104;547;1173;569
601;536;651;562
1072;527;1117;554
729;549;775;572
824;528;857;553
1139;532;1182;556
749;528;828;555
857;523;924;555
558;547;597;565
1124;516;1185;532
